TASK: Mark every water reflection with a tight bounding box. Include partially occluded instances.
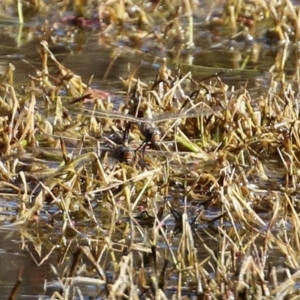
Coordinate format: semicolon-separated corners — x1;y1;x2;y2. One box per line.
0;229;56;299
0;20;284;97
0;7;298;298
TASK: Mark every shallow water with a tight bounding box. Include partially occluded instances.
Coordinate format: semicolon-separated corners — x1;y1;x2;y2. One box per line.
0;228;57;299
0;3;298;298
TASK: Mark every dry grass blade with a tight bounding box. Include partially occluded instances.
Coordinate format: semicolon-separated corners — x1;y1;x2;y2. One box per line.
2;1;300;298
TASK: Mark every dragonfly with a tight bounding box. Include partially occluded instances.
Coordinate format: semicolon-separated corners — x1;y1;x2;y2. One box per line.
100;133;137;164
75;104;224;150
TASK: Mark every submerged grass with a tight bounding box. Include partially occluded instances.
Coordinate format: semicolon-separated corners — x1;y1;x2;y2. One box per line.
1;0;300;299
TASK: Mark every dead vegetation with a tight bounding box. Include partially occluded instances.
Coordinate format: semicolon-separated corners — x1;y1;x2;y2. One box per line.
1;0;300;299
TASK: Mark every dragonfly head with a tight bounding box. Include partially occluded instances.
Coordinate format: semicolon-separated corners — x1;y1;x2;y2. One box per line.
122;147;135;164
112;145;135;164
150;128;161;148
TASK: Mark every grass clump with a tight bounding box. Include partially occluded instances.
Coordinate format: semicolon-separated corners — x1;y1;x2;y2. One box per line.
1;0;300;299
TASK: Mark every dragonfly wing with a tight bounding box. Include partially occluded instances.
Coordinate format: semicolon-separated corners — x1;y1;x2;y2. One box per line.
79;106;224;123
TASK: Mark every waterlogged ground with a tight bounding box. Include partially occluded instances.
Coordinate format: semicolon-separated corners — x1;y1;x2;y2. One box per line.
0;228;57;298
0;1;300;299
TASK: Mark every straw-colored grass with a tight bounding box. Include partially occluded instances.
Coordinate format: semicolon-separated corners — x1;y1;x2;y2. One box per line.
1;0;300;299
